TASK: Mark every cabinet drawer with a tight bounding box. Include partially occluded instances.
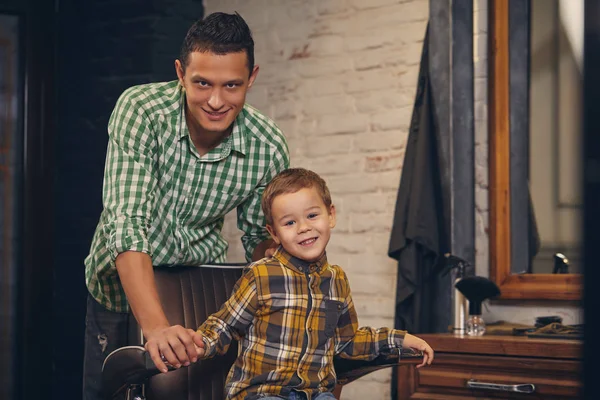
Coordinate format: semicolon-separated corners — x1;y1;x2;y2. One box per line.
409;353;581;399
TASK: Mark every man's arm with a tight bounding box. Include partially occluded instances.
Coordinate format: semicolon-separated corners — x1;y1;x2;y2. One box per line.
238;137;290;261
116;252;204;373
103;89;202;372
251;239;277;261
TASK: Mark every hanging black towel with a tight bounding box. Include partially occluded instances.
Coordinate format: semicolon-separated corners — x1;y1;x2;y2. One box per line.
388;24;450;336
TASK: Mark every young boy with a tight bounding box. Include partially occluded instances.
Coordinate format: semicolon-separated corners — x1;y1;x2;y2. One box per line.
194;168;434;400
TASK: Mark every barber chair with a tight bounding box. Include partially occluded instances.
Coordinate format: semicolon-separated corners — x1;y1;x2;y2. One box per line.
102;264;423;400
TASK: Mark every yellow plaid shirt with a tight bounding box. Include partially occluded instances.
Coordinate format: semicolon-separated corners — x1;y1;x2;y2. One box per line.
197;247;407;400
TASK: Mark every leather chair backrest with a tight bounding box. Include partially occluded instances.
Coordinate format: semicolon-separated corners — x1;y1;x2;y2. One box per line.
132;265;245;400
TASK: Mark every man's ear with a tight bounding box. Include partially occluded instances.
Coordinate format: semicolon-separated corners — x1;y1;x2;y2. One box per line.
329;204;337;229
266;224;280;244
174;59;185;85
247;65;259;88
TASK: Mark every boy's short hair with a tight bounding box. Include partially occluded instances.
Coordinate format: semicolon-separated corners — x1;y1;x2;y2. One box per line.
180;12;255;75
262;168;332;225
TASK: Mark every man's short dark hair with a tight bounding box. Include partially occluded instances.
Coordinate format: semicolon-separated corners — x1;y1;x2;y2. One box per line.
180;12;255;75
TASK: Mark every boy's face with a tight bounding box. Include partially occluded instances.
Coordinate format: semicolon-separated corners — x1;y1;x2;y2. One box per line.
175;50;259;138
266;187;336;263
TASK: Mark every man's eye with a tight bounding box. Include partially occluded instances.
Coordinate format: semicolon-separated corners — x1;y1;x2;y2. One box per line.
226;83;238;89
198;81;209;87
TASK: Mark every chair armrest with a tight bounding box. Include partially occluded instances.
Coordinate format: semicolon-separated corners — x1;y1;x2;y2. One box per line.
333;347;424;386
102;346;166;399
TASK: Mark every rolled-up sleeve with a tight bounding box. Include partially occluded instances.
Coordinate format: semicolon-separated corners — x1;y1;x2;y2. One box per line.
101;88;158;261
237;139;290;261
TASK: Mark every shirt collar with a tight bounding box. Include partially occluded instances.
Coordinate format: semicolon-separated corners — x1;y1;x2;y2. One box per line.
177;87;248;156
273;246;329;275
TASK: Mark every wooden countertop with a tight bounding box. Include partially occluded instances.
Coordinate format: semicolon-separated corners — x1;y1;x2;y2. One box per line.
419;333;582;360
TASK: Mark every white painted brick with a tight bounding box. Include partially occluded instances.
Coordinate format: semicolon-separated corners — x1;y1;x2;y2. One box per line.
310;155;363;175
350;212;394;233
315;113;369;135
332;209;350;233
303;94;355;116
370;111;410;133
273;99;301;119
327;1;428;35
344;193;390;213
327;232;372;255
346;253;398;274
352;294;397;318
374;170;403;192
266;81;307;101
293;57;354;78
317;0;351;16
345;68;406;93
349;0;405;10
367;232;398;256
346;270;396;295
327;173;382;194
309;77;346;96
356;130;407;151
354;88;415;112
364;151;405;172
305;135;352;157
307;35;345;57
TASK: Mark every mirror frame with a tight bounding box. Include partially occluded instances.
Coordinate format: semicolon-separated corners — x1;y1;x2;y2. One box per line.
488;0;582;301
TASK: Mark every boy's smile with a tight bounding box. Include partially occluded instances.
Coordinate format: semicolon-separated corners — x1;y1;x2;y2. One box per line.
266;187;336;263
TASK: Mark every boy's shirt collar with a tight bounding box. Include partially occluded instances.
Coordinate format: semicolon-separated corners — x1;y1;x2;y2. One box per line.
273;246;328;274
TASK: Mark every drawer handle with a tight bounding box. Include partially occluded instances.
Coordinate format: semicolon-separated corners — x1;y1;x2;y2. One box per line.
467;379;536;393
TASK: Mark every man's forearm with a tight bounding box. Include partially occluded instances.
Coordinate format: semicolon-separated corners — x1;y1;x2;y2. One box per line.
116;251;170;335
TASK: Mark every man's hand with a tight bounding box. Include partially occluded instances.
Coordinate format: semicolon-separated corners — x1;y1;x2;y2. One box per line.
144;326;205;373
403;333;434;368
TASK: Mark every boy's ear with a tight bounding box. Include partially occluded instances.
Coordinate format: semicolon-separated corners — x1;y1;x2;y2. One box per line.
266;224;281;244
329;204;337;228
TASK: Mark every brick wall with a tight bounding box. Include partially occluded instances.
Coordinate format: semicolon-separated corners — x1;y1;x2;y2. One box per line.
204;0;429;398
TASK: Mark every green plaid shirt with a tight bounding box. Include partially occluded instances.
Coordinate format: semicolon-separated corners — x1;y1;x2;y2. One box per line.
85;81;289;312
198;247;406;400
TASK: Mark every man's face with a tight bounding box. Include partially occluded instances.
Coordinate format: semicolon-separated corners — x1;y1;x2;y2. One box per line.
266;187;336;263
175;51;258;137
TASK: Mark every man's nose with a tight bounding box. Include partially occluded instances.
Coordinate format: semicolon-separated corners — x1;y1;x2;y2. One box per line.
207;89;224;110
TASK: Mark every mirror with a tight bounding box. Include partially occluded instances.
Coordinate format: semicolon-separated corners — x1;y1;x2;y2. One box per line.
528;0;583;274
489;0;582;300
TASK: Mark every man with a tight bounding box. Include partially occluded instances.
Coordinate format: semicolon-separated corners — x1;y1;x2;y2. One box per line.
83;12;289;399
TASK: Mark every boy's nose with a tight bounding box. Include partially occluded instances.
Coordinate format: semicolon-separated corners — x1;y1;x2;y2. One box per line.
297;220;310;233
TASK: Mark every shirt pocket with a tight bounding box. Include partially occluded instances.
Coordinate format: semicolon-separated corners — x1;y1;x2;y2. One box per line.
323;299;344;337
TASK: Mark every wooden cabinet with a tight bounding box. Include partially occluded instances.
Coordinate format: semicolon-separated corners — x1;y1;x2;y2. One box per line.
397;334;582;399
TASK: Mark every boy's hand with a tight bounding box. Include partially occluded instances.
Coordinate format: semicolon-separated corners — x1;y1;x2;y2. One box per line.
144;326;205;373
403;333;434;368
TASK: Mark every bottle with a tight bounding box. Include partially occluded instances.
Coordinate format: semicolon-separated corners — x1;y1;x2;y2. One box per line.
452;262;468;334
455;276;501;337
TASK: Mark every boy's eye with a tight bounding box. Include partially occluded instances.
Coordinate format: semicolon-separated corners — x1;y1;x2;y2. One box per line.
307;213;318;219
284;220;295;226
